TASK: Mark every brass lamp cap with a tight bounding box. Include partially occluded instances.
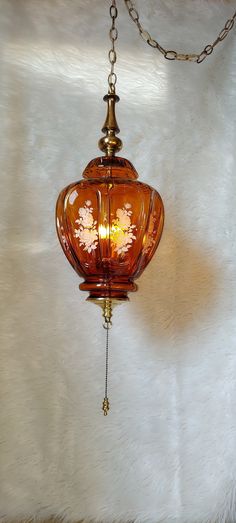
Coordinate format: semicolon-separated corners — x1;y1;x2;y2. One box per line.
98;93;123;156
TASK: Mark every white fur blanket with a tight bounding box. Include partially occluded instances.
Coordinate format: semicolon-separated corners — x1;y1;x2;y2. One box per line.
1;1;236;522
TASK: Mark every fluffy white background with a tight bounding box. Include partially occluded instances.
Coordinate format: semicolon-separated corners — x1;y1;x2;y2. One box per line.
0;1;236;522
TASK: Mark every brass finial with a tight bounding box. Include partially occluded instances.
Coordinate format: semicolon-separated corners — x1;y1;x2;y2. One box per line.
98;93;123;156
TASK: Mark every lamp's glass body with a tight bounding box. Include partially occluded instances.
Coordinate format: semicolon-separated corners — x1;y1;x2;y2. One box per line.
56;156;164;301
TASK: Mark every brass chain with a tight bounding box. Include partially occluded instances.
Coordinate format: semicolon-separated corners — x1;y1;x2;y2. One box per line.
108;0;118;92
124;0;236;63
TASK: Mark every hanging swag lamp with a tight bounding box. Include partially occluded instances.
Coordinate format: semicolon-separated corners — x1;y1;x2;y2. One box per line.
56;0;236;415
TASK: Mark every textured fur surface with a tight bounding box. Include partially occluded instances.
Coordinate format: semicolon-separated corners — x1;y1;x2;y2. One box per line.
1;1;236;522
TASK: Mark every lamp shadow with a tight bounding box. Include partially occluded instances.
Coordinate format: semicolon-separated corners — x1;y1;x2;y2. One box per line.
126;220;221;342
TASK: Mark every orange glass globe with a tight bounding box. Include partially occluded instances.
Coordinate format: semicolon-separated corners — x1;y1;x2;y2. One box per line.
56;155;164;301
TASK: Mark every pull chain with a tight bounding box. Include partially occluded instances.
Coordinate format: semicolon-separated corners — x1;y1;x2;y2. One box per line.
102;326;110;416
102;300;113;415
108;0;118;93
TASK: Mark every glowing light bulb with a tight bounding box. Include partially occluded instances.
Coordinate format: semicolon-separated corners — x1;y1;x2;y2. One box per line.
99;224;109;239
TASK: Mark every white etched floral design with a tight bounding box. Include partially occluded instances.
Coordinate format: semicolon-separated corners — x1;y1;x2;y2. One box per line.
74;200;98;253
111;202;136;255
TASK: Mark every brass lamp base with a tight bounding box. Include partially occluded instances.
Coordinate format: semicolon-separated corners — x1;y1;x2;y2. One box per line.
87;296;128;326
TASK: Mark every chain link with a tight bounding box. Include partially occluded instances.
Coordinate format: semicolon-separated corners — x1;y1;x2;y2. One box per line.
124;0;236;63
108;1;118;93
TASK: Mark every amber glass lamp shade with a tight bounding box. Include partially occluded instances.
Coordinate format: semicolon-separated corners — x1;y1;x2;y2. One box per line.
56;155;164;301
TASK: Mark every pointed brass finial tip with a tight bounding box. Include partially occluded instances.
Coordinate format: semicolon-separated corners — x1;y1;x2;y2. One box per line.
102;397;110;415
98;93;123;156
